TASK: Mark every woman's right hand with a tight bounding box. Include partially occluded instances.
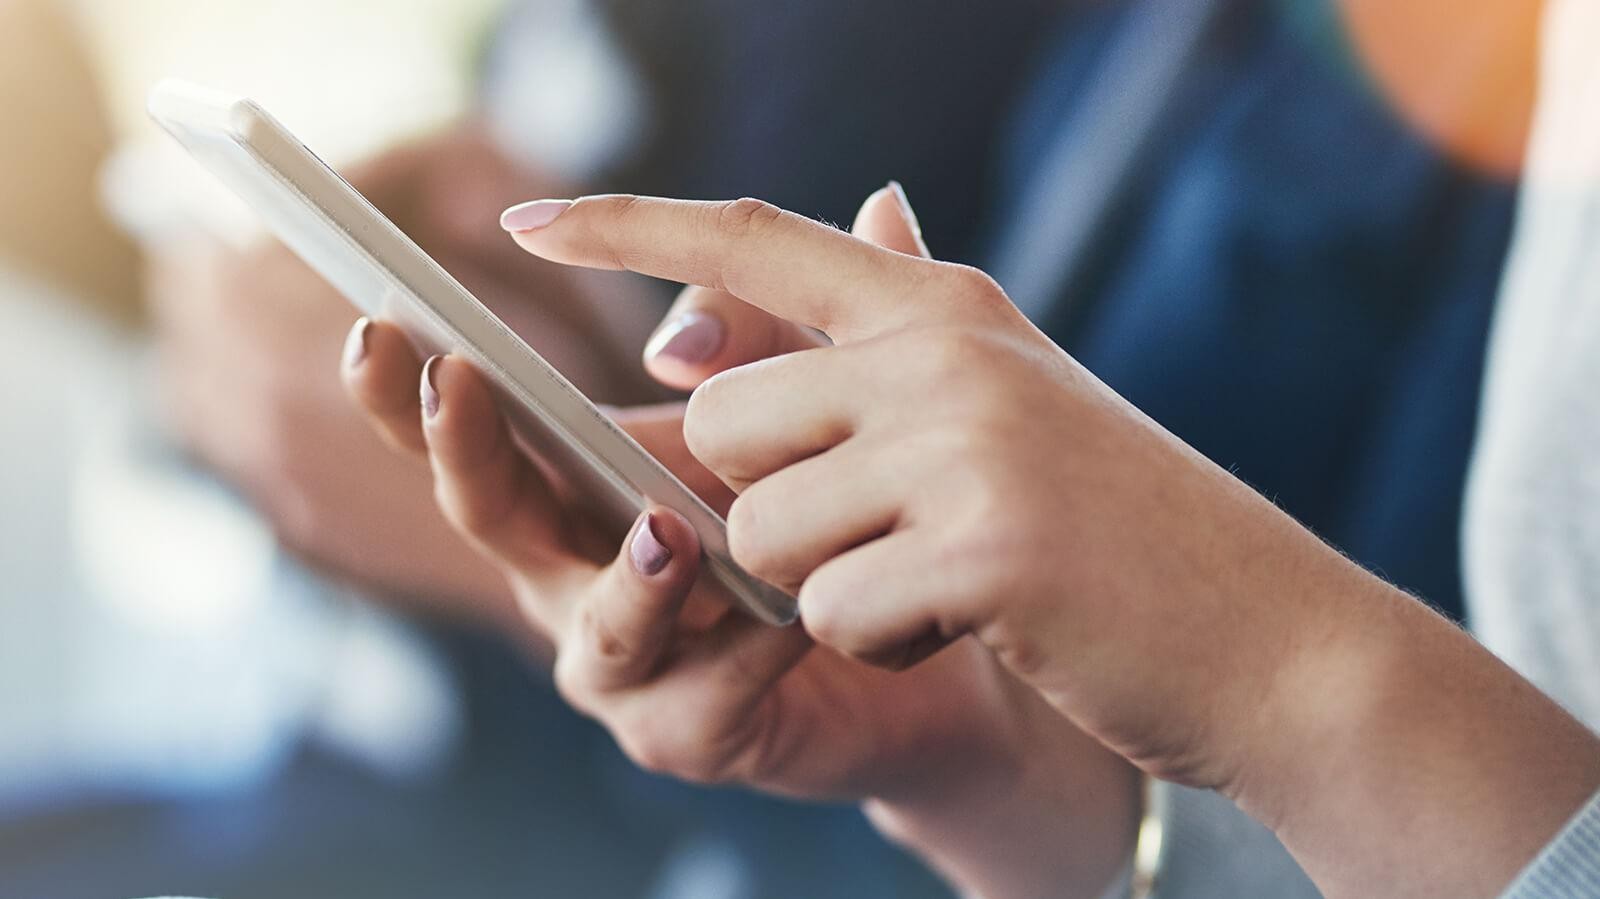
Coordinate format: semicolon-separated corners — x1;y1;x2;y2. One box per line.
341;186;1141;899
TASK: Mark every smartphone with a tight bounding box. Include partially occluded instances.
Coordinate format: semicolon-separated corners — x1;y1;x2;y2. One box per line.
148;79;798;626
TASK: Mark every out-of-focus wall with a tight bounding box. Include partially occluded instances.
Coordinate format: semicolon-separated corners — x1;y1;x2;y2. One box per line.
74;0;506;165
0;0;140;320
0;0;507;323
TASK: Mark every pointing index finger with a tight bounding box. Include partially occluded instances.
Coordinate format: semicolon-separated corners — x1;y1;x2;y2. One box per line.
501;195;942;341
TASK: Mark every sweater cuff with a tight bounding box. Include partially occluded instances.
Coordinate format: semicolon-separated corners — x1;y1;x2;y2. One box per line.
1501;788;1600;898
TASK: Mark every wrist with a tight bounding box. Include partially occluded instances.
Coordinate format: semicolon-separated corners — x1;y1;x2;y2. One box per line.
1232;568;1600;897
865;676;1141;899
1220;558;1408;824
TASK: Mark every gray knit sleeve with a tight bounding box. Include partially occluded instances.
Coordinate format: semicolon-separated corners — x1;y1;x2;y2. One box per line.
1500;790;1600;899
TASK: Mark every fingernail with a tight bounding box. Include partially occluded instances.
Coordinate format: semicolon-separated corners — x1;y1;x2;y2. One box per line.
888;179;926;239
344;317;371;368
421;355;442;418
629;512;672;577
500;199;574;232
644;311;726;365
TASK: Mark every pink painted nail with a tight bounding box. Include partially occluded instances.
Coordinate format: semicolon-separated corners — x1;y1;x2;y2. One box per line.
630;512;672;576
644;311;726;365
500;199;574;232
421;355;443;418
344;317;371;368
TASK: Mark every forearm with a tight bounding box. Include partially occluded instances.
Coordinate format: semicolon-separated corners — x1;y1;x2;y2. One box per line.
1234;569;1600;898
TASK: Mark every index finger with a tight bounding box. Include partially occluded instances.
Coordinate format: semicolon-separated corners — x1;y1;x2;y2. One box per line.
500;195;953;341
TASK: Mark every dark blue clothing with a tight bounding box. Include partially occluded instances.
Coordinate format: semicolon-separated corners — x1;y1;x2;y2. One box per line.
602;0;1510;620
587;0;1068;265
995;1;1510;620
0;634;671;899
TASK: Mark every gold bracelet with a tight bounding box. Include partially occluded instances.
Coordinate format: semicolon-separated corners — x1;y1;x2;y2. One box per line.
1129;776;1165;899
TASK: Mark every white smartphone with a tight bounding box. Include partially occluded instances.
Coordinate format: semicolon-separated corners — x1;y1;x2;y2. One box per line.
148;79;798;626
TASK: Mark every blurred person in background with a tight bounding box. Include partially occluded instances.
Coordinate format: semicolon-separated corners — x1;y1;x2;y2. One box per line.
0;0;1540;897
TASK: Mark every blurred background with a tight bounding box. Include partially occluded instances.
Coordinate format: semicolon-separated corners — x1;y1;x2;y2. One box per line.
0;0;1540;896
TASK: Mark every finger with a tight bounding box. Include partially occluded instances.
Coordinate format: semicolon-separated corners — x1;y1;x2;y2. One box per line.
342;317;429;456
607;403;736;513
632;602;814;725
642;285;826;391
500;194;972;341
418;354;579;599
605;403;737;630
670;610;814;714
637;182;928;391
682;344;867;490
798;531;963;671
726;438;906;593
851;181;931;259
597;611;813;785
560;507;702;693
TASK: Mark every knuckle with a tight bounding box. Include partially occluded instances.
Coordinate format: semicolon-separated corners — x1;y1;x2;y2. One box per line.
951;466;1018;533
550;652;595;713
673;756;730;786
620;738;677;778
931;422;1000;471
796;572;852;652
732;714;788;786
725;491;783;585
902;327;1028;414
607;193;648;221
680;394;714;467
578;603;636;666
944;524;1028;619
911;326;992;381
619;725;729;785
985;618;1051;680
724;493;758;555
714;197;785;239
590;195;648;270
682;373;734;469
943;264;1010;311
864;800;917;848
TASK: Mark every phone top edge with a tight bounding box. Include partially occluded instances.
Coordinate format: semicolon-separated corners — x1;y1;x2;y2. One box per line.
148;79;246;135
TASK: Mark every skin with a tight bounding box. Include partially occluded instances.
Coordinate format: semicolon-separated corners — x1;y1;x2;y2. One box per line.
351;189;1600;898
1338;0;1541;178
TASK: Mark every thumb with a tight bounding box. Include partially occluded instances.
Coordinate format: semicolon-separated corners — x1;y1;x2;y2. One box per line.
642;283;827;392
851;181;930;259
561;507;702;693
